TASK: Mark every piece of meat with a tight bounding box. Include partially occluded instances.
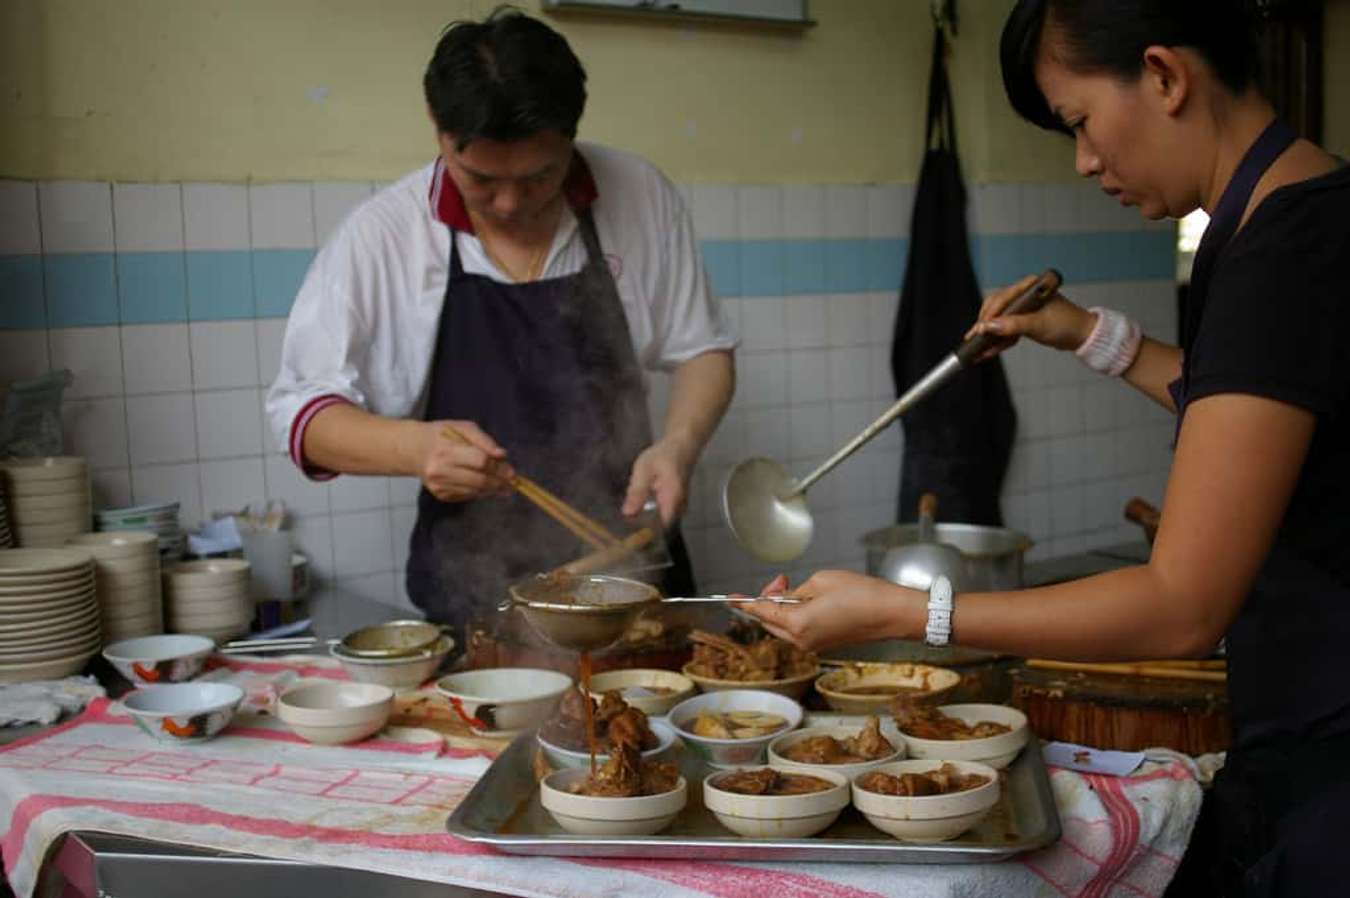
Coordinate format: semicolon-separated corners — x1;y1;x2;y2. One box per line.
713;767;781;795
607;707;656;751
892;704;1011;741
782;735;854;765
691;713;734;739
843;715;895;760
595;690;628;728
857;763;989;797
575;741;644;797
640;760;681;796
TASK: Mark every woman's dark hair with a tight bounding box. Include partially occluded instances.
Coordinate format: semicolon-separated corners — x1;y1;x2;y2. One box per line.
423;7;587;148
1001;1;1261;133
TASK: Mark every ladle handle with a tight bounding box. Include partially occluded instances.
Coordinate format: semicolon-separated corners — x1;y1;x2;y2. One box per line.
917;492;939;542
954;268;1062;367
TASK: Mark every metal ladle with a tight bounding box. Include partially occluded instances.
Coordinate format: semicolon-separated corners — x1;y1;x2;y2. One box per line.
723;268;1063;563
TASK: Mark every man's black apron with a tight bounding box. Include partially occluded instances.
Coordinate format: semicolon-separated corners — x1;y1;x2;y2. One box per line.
891;24;1017;525
1164;119;1350;898
405;200;695;650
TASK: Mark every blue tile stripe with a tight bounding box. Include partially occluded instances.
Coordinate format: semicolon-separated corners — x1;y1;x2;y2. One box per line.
0;231;1171;328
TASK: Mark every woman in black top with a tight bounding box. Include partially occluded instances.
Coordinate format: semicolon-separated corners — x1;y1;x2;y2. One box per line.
743;2;1349;895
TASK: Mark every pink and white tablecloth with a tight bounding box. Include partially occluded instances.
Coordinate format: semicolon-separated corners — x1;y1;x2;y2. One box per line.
0;656;1205;898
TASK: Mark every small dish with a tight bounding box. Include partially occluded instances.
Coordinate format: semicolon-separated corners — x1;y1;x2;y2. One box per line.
767;723;906;779
539;767;687;836
276;681;394;745
681;662;819;701
814;662;961;714
667;689;803;768
537;718;678;770
102;634;215;683
897;703;1030;769
703;765;850;838
584;668;695;716
330;634;454;691
435;667;572;735
851;759;1001;842
122;682;245;743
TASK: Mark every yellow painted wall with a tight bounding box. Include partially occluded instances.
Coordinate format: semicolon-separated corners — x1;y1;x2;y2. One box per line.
1324;0;1350;158
0;0;1075;184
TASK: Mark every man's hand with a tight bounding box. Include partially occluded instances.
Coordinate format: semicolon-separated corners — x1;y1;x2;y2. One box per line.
415;419;515;503
622;436;697;526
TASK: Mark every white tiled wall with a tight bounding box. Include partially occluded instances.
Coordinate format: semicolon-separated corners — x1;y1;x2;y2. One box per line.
1;177;1175;632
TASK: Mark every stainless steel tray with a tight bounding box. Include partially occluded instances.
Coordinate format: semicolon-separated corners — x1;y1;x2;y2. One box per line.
446;715;1061;863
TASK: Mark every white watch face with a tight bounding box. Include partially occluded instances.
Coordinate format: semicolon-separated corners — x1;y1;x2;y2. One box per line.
931;575;953;605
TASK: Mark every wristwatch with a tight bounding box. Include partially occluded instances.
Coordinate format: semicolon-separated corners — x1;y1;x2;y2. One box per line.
924;575;954;646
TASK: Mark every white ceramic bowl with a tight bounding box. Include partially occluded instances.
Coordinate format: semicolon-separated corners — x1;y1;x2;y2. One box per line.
897;704;1030;769
584;668;696;717
767;723;906;779
704;765;850;838
276;681;394;744
667;689;803;768
68;530;158;558
122;682;244;743
814;663;962;714
329;635;454;691
103;634;215;684
851;759;1001;842
682;661;819;701
165;559;250;584
435;668;572;735
538;718;679;770
540;767;687;836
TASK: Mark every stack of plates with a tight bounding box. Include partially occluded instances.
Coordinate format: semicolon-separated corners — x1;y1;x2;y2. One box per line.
0;548;100;684
164;559;253;644
0;457;92;548
66;532;163;643
96;502;185;564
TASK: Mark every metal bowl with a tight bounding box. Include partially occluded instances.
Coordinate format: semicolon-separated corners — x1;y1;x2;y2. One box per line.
340;619;444;659
506;574;661;652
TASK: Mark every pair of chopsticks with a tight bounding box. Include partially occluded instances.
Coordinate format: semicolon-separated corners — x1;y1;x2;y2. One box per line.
440;425;618;549
440;425;656;575
1025;658;1227;683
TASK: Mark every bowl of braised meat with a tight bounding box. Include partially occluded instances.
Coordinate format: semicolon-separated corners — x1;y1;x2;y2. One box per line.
704;765;850;838
851;759;1000;842
539;727;687;836
682;628;819;699
538;686;678;769
668;689;803;768
767;715;905;778
894;702;1029;769
814;662;961;714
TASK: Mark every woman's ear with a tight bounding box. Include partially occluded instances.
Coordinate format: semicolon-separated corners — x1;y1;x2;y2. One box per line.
1141;45;1192;118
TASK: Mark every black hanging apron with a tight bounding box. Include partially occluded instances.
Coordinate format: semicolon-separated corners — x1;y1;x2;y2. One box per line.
1164;119;1350;898
891;25;1017;525
405;201;695;650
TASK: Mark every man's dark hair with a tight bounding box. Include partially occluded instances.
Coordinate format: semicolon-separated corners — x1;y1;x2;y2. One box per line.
1000;0;1261;134
423;7;587;149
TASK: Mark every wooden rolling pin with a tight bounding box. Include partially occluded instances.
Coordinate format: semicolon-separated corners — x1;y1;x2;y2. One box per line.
1026;658;1226;683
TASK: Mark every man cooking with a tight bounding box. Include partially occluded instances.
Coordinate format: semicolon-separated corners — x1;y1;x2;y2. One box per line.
266;9;736;646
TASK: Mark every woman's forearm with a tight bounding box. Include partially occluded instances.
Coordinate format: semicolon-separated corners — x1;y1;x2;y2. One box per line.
1121;337;1182;412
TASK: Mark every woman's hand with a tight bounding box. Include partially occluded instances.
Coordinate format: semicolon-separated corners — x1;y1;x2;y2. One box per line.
964;272;1097;363
415;419;515;503
737;571;926;653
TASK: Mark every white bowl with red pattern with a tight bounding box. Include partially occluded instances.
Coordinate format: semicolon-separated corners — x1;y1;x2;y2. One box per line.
102;634;215;684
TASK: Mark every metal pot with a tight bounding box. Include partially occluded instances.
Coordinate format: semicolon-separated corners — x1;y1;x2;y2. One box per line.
864;523;1030;593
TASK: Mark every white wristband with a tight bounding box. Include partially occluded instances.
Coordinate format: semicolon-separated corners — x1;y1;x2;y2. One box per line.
925;575;954;646
1075;307;1142;377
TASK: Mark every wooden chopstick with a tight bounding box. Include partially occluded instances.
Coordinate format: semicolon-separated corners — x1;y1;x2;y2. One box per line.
1025;658;1227;683
439;425;619;549
553;527;656;576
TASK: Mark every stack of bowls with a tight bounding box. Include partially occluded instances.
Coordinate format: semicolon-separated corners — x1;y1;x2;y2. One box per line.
0;457;91;548
67;532;163;642
0;547;100;683
163;559;252;643
96;501;185;564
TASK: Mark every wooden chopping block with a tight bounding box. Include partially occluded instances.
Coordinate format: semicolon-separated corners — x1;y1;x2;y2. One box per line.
1010;663;1230;755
